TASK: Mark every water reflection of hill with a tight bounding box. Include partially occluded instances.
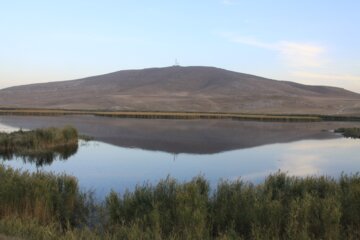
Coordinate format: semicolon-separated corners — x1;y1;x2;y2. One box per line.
1;115;360;154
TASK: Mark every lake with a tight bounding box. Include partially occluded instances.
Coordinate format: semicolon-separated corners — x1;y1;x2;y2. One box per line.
1;115;360;198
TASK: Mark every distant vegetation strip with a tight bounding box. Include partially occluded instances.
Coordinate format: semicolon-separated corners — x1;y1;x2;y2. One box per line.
1;108;360;122
94;112;322;122
0;108;325;122
0;108;89;116
335;127;360;138
1;165;360;239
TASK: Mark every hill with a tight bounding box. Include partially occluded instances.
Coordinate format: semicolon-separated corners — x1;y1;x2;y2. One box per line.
1;66;360;115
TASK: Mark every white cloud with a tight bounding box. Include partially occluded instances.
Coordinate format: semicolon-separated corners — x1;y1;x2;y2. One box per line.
221;0;238;5
278;41;326;68
224;33;326;69
221;33;360;92
288;139;360;151
226;35;276;50
241;170;274;181
291;71;360;91
292;71;360;82
278;154;323;176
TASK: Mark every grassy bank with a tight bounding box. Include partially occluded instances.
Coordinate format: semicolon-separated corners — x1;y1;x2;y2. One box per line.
0;108;96;116
335;127;360;139
2;107;360;122
94;111;322;122
1;164;360;239
0;108;327;122
0;126;79;166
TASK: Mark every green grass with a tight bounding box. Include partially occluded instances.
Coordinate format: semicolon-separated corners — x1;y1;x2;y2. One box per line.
0;165;90;232
1;164;360;239
0;126;79;166
0;126;78;152
335;127;360;139
104;174;360;239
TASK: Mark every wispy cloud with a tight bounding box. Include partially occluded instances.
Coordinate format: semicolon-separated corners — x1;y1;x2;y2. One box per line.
221;33;360;91
279;154;324;176
224;33;326;68
226;35;276;50
292;71;360;81
279;41;326;68
289;139;360;150
291;71;360;91
221;0;238;5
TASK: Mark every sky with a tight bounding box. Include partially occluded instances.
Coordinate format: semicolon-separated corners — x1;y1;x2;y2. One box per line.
1;0;360;92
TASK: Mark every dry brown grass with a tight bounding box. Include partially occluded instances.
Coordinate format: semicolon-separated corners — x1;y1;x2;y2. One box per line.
0;108;322;122
0;234;23;240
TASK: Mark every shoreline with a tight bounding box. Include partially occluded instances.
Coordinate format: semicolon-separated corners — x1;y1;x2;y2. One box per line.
1;108;360;122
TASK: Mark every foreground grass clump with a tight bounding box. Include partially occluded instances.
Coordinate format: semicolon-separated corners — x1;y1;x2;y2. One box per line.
105;174;360;239
1;165;360;239
0;165;90;234
335;127;360;139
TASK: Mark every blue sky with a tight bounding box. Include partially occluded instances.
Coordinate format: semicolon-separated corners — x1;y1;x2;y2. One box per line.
1;0;360;92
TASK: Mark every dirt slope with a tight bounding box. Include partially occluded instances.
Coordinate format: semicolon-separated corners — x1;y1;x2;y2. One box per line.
1;66;359;115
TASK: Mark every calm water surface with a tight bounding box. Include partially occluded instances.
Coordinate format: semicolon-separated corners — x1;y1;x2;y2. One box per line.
1;115;360;198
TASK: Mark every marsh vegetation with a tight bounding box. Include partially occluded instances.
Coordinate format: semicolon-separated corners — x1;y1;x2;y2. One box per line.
2;125;360;239
0;126;79;166
335;127;360;139
1;164;360;240
3;107;360;124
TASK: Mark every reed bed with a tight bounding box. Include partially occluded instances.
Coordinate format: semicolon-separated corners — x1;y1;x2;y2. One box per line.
0;126;78;155
3;107;360;122
0;126;79;167
94;112;321;122
0;165;89;232
335;127;360;139
0;108;340;122
1;165;360;239
104;173;360;239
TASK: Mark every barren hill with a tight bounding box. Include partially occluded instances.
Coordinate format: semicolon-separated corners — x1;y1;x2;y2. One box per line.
1;66;360;115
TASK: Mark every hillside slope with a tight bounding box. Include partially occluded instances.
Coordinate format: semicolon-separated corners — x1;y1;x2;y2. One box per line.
1;66;359;115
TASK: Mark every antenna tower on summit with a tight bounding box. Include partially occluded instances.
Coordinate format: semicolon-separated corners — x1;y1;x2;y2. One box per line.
174;58;180;66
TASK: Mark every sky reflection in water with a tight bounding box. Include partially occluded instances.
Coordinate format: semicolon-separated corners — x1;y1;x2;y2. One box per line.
2;137;360;198
1;116;360;198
